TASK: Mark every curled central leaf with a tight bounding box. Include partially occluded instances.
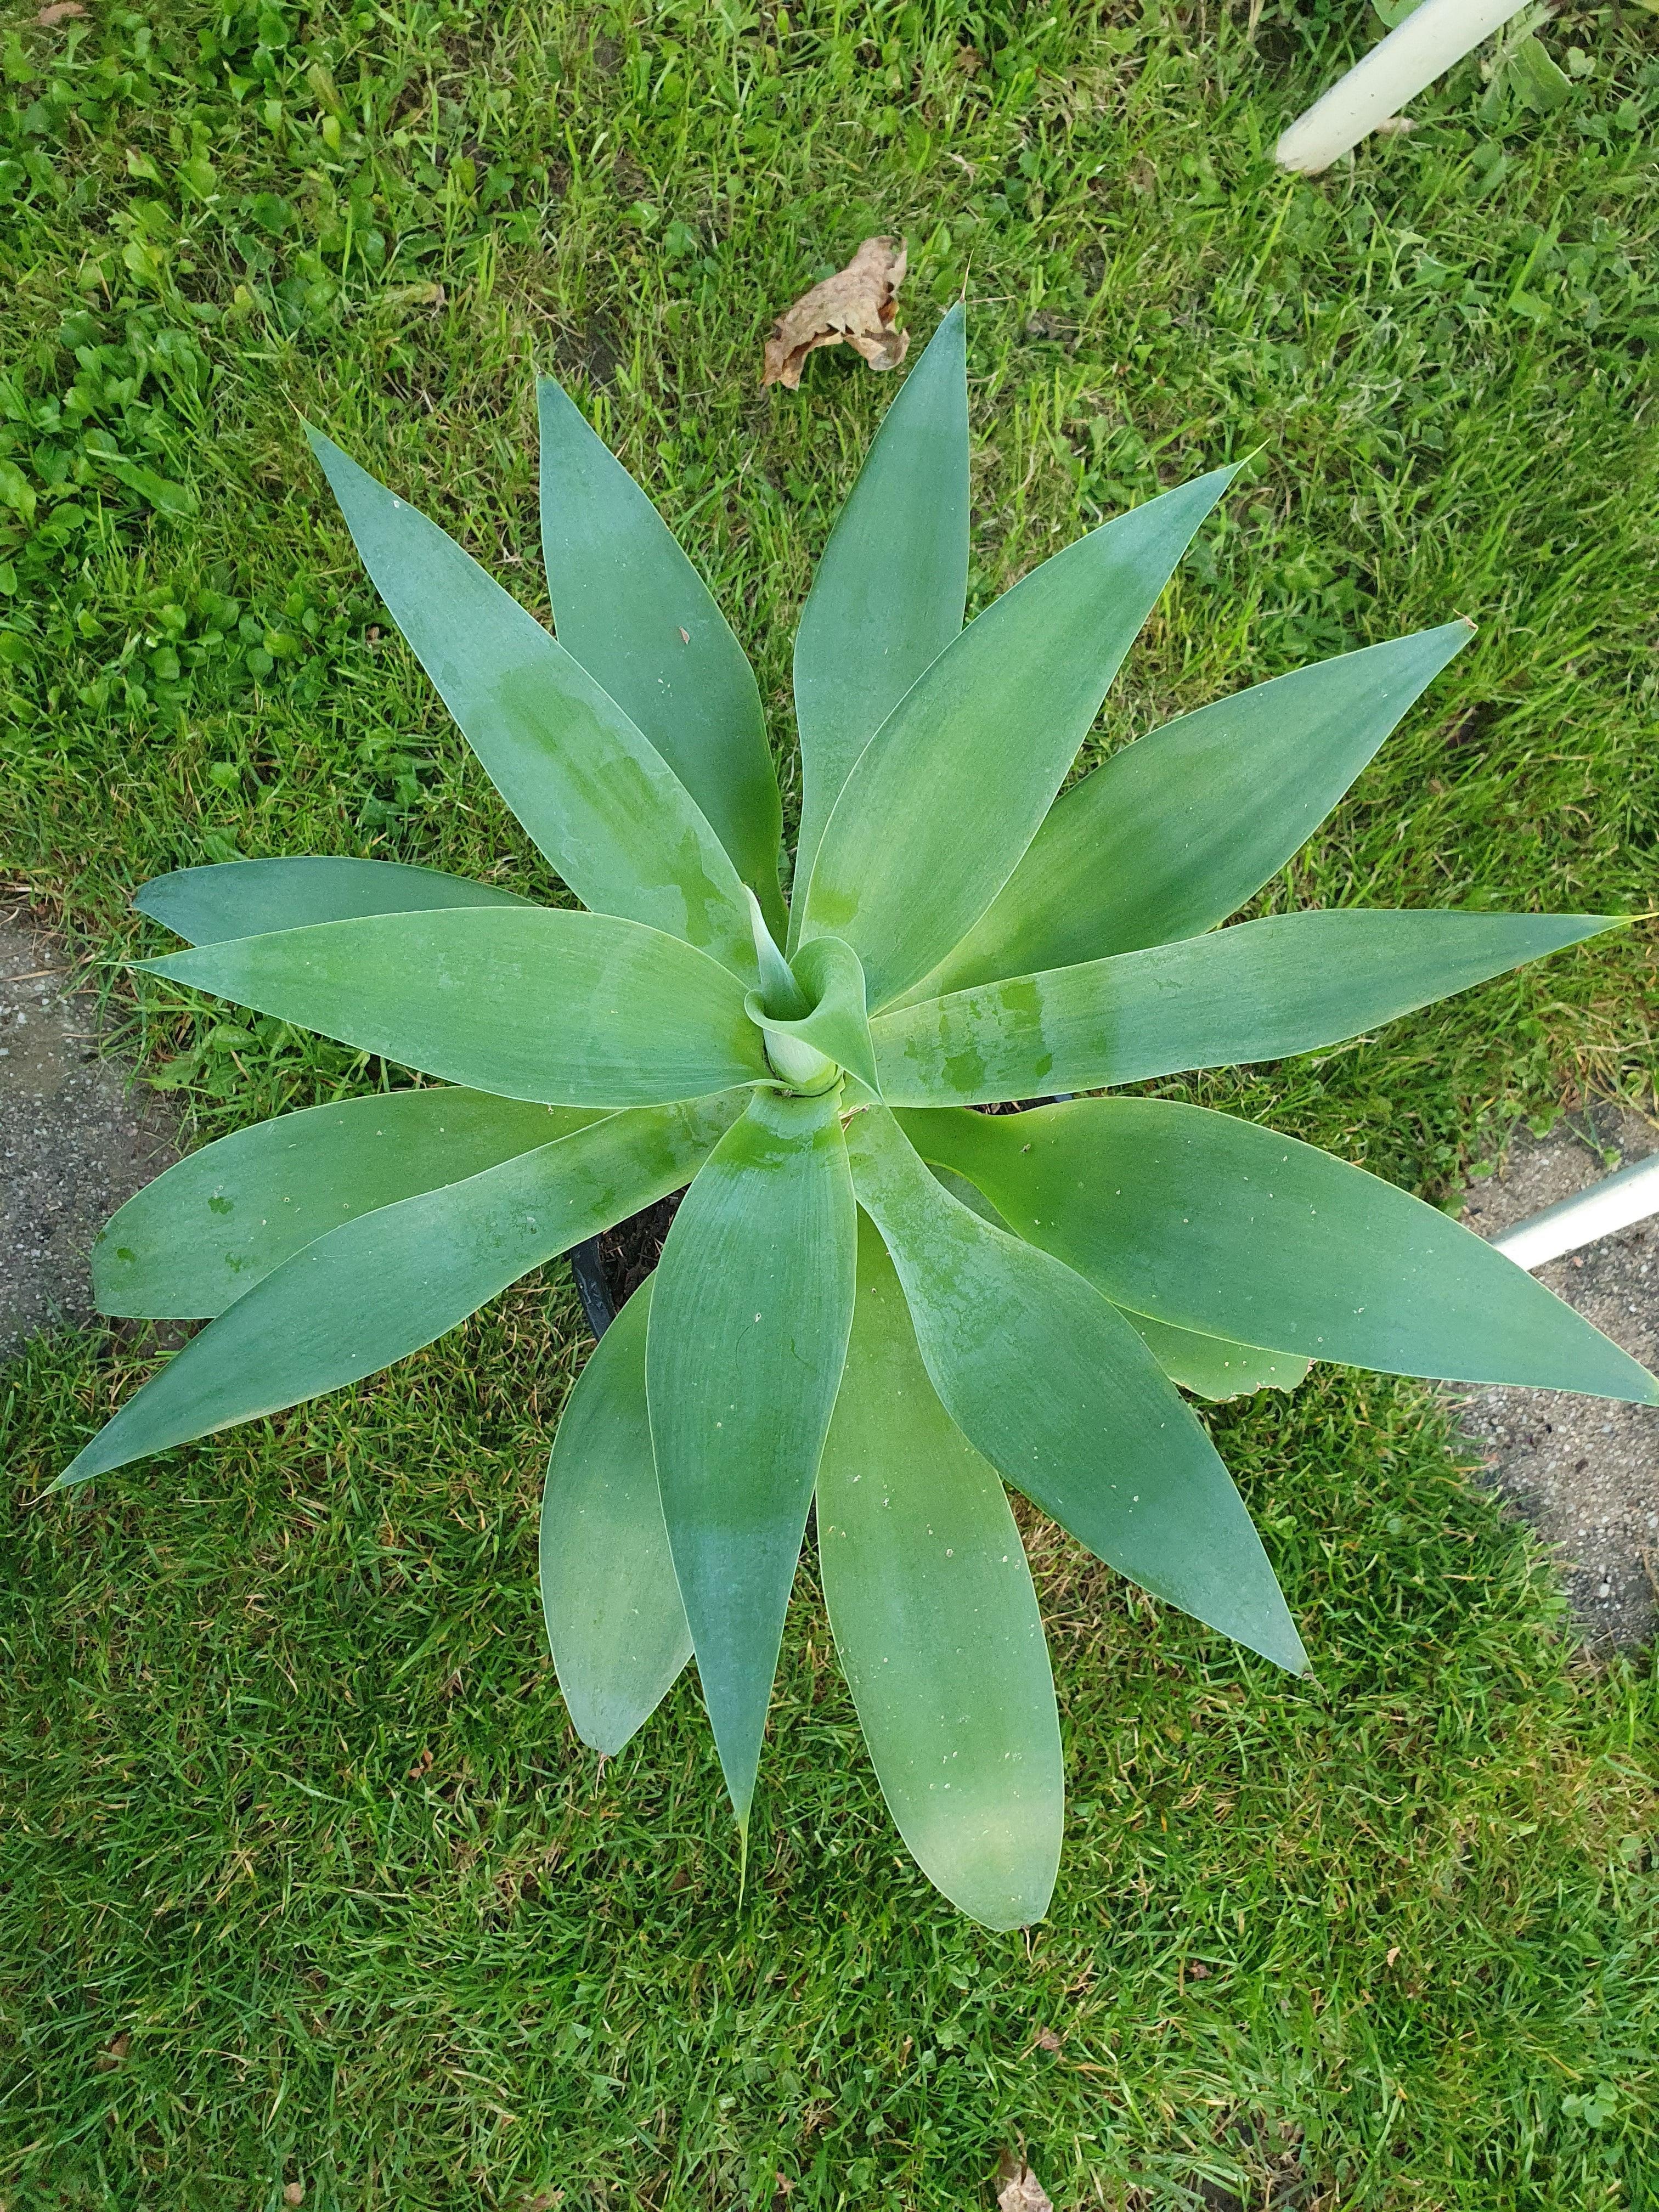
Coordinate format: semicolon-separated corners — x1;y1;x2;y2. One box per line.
743;889;876;1094
758;1023;843;1093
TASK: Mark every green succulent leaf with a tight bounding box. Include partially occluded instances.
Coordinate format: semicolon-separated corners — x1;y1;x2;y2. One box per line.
789;304;968;934
139;908;769;1108
96;1088;599;1319
873;910;1617;1105
906;1099;1659;1402
536;377;786;938
747;935;878;1095
799;466;1235;1009
817;1212;1062;1931
541;1279;692;1755
928;1152;1303;1402
1120;1312;1312;1402
58;1095;746;1488
911;623;1474;1000
307;428;759;982
134;857;533;946
647;1086;857;1827
847;1107;1305;1671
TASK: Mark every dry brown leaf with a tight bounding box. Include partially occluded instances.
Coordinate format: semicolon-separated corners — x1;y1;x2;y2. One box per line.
37;2;88;20
94;2032;129;2072
1034;2025;1062;2052
762;237;909;391
283;2186;304;2208
996;2151;1055;2212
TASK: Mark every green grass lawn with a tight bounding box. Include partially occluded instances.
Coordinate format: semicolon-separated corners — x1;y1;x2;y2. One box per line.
3;1;1658;2204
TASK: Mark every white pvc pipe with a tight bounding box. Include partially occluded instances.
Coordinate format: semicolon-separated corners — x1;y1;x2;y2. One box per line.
1275;0;1522;174
1492;1152;1659;1272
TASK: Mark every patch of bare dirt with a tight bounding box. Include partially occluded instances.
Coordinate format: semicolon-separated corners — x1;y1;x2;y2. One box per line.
0;899;182;1356
1456;1102;1659;1651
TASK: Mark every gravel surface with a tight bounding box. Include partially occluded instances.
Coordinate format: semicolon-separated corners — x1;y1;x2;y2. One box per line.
0;900;182;1357
1456;1103;1659;1651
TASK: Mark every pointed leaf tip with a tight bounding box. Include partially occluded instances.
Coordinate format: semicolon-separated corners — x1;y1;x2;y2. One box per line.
846;1108;1304;1673
648;1088;857;1822
536;371;785;934
541;1280;691;1754
310;422;763;980
791;300;971;938
803;461;1244;1006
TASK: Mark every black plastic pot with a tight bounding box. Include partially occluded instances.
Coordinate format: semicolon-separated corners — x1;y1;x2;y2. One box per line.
569;1238;619;1339
568;1094;1069;1342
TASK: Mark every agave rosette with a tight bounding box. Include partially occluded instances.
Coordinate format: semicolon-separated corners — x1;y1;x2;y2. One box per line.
67;309;1657;1927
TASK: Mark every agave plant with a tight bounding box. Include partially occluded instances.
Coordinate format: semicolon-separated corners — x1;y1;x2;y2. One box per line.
66;308;1655;1928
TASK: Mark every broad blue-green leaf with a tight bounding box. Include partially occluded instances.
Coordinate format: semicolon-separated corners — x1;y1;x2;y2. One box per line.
536;377;786;938
1119;1312;1312;1402
847;1108;1305;1670
746;935;878;1095
307;428;759;981
140;908;769;1108
789;305;968;934
134;857;532;946
911;623;1472;1001
902;1099;1659;1403
873;910;1616;1105
647;1086;857;1826
929;1153;1306;1402
541;1279;691;1753
818;1214;1061;1929
799;467;1235;1008
95;1088;597;1319
58;1094;746;1487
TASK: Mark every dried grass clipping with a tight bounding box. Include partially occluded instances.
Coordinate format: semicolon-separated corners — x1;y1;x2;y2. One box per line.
762;237;909;390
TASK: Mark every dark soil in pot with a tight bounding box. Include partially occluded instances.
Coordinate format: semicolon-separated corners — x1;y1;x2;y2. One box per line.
569;1190;686;1337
